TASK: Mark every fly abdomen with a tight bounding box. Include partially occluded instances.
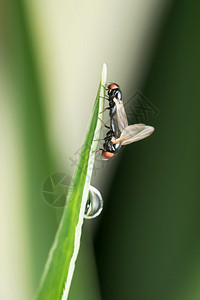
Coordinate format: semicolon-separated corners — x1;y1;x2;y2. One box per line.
110;117;120;138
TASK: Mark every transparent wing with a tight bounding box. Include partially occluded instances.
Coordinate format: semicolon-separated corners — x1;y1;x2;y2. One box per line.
112;124;154;145
113;98;128;131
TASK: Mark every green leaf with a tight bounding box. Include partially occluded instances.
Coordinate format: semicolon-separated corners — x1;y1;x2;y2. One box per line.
35;64;107;300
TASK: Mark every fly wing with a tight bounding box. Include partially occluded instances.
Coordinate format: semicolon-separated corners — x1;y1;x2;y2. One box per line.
113;98;128;131
112;124;154;145
121;124;154;145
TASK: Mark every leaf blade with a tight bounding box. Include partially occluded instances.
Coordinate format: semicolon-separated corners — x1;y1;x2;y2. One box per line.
36;63;107;300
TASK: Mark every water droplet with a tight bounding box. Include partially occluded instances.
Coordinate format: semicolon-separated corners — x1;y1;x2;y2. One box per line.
84;185;103;219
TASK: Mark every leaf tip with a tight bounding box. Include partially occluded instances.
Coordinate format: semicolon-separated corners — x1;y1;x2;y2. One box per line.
101;63;107;84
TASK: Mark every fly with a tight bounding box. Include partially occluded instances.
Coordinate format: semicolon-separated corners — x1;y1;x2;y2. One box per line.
97;82;154;159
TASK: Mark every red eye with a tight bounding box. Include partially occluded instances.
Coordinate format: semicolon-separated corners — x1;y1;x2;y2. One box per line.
108;83;119;90
103;152;115;159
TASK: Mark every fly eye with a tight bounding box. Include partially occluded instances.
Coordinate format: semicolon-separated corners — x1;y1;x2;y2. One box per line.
108;83;119;90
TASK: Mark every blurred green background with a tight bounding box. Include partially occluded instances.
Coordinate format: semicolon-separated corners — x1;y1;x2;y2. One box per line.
1;0;200;299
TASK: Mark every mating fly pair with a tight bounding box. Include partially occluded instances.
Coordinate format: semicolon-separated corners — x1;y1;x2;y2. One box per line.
98;83;154;159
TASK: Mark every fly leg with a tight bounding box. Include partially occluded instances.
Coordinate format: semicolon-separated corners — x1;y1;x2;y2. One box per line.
99;107;110;114
98;117;110;129
92;148;103;153
93;138;105;141
100;95;110;100
101;84;108;90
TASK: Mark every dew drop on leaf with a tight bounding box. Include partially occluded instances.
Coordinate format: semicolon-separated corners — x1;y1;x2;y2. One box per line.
84;185;103;219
